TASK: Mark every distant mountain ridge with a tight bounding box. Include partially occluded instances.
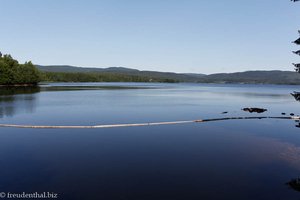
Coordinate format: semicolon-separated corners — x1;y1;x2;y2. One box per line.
36;65;300;85
36;65;139;73
201;70;300;85
36;65;205;82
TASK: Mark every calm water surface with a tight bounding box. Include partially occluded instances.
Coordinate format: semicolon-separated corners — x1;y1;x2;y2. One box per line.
0;83;300;199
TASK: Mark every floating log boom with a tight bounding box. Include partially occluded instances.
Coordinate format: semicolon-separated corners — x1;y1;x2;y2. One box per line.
0;116;299;129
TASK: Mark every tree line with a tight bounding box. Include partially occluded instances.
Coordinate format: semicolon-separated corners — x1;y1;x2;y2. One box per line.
0;52;40;85
0;53;178;85
40;71;178;83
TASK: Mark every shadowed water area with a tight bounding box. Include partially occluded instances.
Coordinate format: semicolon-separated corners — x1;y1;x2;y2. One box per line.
0;83;300;200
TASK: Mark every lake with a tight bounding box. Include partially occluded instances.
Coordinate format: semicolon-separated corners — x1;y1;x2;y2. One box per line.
0;83;300;200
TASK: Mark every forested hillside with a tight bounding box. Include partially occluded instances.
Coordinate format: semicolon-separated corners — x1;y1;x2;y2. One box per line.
40;71;178;83
37;65;203;82
38;65;300;85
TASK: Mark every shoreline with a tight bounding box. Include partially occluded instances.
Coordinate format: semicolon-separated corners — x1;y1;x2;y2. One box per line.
1;82;300;87
0;84;39;87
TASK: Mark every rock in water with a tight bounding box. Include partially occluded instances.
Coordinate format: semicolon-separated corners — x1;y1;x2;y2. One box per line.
242;107;267;113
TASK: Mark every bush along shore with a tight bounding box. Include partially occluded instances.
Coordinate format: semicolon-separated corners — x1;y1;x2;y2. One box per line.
0;52;40;86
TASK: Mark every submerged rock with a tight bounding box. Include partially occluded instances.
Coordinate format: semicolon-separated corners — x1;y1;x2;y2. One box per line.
242;107;267;113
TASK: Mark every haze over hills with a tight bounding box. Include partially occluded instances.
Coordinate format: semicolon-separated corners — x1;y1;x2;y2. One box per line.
36;65;300;85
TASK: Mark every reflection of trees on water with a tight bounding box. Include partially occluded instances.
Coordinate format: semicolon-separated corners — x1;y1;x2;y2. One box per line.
0;87;40;96
291;92;300;128
0;87;40;118
291;92;300;102
291;118;300;128
291;95;300;128
287;178;300;192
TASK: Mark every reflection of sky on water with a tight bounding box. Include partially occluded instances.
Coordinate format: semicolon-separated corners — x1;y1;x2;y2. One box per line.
1;120;300;199
192;118;300;172
1;82;300;200
230;134;300;171
0;83;299;124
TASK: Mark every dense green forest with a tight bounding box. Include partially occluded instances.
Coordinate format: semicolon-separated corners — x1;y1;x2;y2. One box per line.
0;53;40;85
0;53;178;85
40;71;179;83
38;65;300;85
36;65;204;82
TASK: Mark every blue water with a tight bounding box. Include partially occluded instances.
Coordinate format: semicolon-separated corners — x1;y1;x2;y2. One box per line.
0;83;300;199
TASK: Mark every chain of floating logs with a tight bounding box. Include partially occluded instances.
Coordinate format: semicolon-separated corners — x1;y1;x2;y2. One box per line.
0;116;299;129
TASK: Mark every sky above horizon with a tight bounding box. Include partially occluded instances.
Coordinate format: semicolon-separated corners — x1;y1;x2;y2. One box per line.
0;0;299;74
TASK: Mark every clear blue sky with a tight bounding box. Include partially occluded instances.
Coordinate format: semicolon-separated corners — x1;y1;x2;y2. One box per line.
0;0;299;74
